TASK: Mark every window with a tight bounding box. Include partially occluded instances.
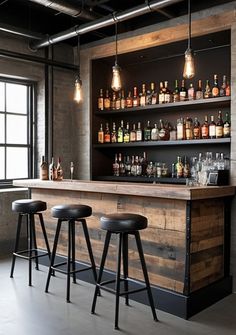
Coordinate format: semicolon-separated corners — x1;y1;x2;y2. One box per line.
0;78;34;186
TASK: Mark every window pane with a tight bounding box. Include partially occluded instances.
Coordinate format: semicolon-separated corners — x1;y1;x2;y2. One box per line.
6;83;27;114
0;114;4;143
6;114;27;144
0;147;4;179
0;82;4;111
6;147;28;179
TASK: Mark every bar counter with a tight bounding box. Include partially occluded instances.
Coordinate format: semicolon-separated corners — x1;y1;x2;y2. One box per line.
13;179;235;318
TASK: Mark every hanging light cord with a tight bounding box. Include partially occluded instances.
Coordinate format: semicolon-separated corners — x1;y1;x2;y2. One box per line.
77;35;81;77
188;0;191;49
115;21;118;65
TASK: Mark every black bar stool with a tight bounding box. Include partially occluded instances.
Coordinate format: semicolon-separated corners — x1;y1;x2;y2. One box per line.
45;204;97;303
91;213;158;330
10;199;51;286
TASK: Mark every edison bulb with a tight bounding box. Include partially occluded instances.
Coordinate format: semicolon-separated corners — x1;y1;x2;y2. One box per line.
111;64;122;92
183;48;195;79
74;77;82;103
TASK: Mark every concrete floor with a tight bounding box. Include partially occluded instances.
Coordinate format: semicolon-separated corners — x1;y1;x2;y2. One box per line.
0;257;236;335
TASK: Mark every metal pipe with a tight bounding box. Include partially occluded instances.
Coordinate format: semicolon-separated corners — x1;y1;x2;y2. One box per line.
30;0;183;50
0;23;43;40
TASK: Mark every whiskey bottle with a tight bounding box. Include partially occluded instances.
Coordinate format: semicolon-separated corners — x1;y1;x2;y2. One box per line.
220;75;227;97
212;74;220;97
179;79;187;101
150;82;157;105
223;112;231;138
146;84;152;105
104;89;111;109
164;81;171;103
209;115;216;139
195;79;204;100
49;157;57;181
123;122;130;143
56;157;63;181
113;154;119;176
177;117;185;140
204;80;211;99
140;83;146;106
188;83;195;101
118;153;125;176
151;123;159;141
136;122;143;141
173;79;180;103
111;91;116;109
126;91;133;108
111;122;117;143
104;122;111;143
216;110;224;138
124;156;131;176
201;116;209;139
117;120;124;143
115;91;121;110
40;155;48;180
121;90;126;109
141;152;148;176
144;120;151;141
158;81;165;104
185;117;193;140
183;156;190;178
193;117;201;139
98;123;104;143
98;88;104;110
226;81;231;96
159;119;170;141
133;86;139;107
176;156;183;178
130;123;136;142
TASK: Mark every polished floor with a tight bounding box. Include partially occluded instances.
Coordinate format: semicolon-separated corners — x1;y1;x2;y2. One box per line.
0;257;236;335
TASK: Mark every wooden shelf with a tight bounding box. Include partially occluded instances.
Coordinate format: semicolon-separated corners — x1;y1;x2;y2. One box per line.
94;96;231;116
93;137;231;148
93;175;187;184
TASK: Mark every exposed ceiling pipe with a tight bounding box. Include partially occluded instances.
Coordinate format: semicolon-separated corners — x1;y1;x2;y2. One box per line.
28;0;98;20
0;22;43;40
30;0;184;50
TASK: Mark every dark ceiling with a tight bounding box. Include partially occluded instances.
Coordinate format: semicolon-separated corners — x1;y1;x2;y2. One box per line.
0;0;233;47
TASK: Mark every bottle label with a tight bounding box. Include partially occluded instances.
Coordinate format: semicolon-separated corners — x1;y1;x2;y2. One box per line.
223;125;230;137
216;126;223;138
209;125;216;137
212;87;219;97
98;98;104;110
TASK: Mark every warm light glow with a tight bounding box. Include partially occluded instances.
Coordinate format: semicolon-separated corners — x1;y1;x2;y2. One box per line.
74;77;82;103
183;48;195;79
111;64;122;92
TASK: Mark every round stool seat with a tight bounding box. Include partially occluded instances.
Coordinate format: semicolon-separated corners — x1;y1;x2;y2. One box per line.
12;199;47;214
100;213;147;232
51;204;92;220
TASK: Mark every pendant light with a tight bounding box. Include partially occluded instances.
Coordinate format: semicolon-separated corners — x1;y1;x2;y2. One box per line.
183;0;195;79
111;21;122;92
74;36;82;103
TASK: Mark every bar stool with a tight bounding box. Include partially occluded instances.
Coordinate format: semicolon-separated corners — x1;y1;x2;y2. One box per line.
91;213;158;330
45;204;97;303
10;199;51;286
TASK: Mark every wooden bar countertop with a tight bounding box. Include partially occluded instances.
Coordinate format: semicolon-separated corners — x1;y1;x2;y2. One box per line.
13;179;235;201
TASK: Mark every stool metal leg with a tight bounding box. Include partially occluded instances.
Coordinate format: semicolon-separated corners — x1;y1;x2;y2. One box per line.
91;231;111;314
10;213;23;278
28;214;33;286
71;220;77;284
45;219;62;293
31;214;39;271
81;219;98;283
114;232;122;330
38;213;51;260
122;233;129;306
134;231;158;322
67;219;72;302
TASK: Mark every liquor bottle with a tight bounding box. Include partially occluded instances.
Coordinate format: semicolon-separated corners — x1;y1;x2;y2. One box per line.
185;116;193;140
140;84;146;106
123;122;130;143
117;120;124;143
130;123;136;142
104;89;111;109
204;80;211;99
173;79;180;103
145;84;152;105
220;75;227;97
144;120;151;141
126;91;133;108
136;156;142;176
193;117;201;139
201;115;209;139
188;83;195;101
159;119;170;141
133;86;139;107
39;155;48;180
179;79;187;101
226;81;231;96
111;122;117;143
209;115;216;139
212;74;220;97
104;122;111;143
223;112;231;138
56;157;63;181
216;110;224;138
183;156;190;178
136;122;143;141
141;152;148;176
195;79;204;100
130;155;137;176
169;125;177;141
151;123;159;141
115;91;121;110
49;157;57;181
176;156;183;178
150;82;157;105
164;81;171;103
98;123;104;143
118;153;125;176
98;88;104;110
158;81;165;104
120;90;126;109
113;154;119;176
111;91;116;110
177;117;185;140
124;156;131;176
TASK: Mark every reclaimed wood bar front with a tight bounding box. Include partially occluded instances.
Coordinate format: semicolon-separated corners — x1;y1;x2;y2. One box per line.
13;179;235;318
